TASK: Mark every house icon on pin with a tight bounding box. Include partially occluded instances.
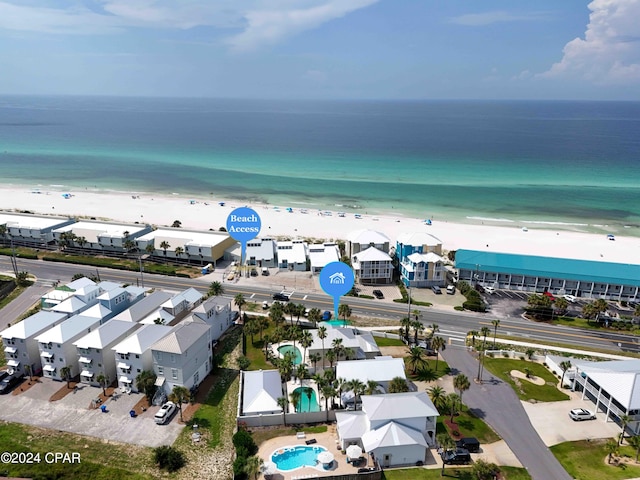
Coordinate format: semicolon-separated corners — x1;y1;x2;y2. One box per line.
329;272;346;284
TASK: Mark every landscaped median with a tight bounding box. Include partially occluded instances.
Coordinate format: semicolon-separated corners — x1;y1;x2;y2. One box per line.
551;439;640;480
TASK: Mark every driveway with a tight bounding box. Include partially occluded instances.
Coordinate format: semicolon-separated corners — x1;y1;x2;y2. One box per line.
441;345;572;480
0;378;183;447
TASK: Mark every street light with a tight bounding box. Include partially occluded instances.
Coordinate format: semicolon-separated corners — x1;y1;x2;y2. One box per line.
139;254;150;288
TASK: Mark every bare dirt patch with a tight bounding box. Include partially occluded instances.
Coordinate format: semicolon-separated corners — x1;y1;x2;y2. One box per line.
510;369;545;386
11;376;38;396
49;379;81;402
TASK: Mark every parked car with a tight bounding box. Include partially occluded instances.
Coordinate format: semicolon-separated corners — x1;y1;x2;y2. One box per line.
446;285;455;295
431;285;442;295
262;301;269;309
607;234;616;241
563;294;577;303
440;448;471;465
322;311;332;321
250;268;258;277
154;401;176;424
272;293;290;302
372;289;384;299
543;291;556;302
0;370;9;382
569;408;596;421
262;268;269;276
484;286;496;294
0;373;22;395
455;437;480;453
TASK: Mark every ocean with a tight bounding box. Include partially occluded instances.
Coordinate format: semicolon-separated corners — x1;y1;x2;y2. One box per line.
0;95;639;234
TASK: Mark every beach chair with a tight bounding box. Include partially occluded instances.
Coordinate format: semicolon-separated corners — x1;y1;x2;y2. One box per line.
296;432;306;439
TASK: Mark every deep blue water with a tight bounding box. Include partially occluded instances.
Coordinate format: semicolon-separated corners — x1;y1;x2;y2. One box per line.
0;96;639;230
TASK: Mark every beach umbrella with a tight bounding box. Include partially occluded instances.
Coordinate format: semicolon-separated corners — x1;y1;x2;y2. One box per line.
346;445;363;460
317;451;334;464
261;461;277;476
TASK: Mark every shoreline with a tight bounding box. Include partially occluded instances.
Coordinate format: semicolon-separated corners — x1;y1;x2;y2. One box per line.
1;184;639;266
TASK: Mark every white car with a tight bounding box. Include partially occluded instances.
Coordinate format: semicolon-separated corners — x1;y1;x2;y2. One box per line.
154;401;176;425
563;294;577;303
484;286;496;294
569;408;596;421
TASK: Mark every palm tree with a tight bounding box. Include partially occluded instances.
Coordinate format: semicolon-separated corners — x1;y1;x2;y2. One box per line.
332;337;345;362
270;301;285;326
446;393;461;422
296;364;309;385
174;246;184;262
326;349;336;369
96;372;110;396
336;377;348;408
169;385;191;423
24;364;33;382
619;414;632;445
412;320;424;346
437;433;456;475
60;365;72;389
454;373;470;403
477;326;491;382
284;302;297;327
338;303;352;326
244;455;263;480
400;317;412;343
159;240;170;257
365;379;380;395
277;396;288;426
431;336;445;372
321;384;336;420
145;243;155;256
491;319;501;349
309;353;322;372
428;385;447;412
605;438;618;464
318;326;327;369
559;360;572;388
136;370;157;401
290;390;302;412
388;376;409;393
299;330;313;364
349;379;365;409
406;346;427;374
234;293;246;319
467;330;479;348
308;308;322;326
627;435;640;462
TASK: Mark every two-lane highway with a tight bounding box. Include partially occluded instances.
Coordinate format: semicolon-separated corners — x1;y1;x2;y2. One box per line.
1;256;638;354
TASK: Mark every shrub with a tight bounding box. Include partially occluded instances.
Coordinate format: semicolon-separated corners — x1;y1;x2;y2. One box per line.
153;445;186;472
463;300;486;312
233;430;258;456
502;352;509;358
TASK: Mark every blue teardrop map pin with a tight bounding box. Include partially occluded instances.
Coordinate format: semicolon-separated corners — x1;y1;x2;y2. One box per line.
319;261;355;321
226;207;261;265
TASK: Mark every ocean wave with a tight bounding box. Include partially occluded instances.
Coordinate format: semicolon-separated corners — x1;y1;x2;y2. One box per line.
519;220;589;226
466;216;515;223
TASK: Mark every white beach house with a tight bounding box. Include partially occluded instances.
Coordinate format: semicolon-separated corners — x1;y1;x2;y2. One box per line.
0;212;75;247
151;318;212;395
309;243;340;274
35;315;102;381
51;220;151;252
111;324;173;392
352;246;393;285
1;311;68;377
240;369;283;416
190;296;234;343
73;320;141;386
346;229;391;257
336;391;439;468
276;240;308;271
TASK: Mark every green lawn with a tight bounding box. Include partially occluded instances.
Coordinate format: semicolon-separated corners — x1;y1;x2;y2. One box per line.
552;439;640;480
553;316;640;335
383;465;531;479
0;422;159;480
375;336;406;347
481;357;570;402
437;406;501;444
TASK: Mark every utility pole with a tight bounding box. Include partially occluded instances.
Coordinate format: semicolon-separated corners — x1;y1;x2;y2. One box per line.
9;236;19;278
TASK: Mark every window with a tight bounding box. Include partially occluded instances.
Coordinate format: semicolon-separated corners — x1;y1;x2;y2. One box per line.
158;366;164;375
171;369;178;380
170;354;176;363
135;354;139;359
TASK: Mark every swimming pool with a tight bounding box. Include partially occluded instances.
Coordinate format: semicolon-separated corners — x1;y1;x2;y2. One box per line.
271;445;327;471
319;320;350;328
293;386;320;412
277;344;303;364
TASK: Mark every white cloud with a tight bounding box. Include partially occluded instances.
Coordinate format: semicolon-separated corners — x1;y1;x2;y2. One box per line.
0;0;379;52
540;0;640;84
449;10;548;27
225;0;380;52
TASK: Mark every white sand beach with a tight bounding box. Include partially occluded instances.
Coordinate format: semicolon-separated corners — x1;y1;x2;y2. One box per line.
1;185;638;264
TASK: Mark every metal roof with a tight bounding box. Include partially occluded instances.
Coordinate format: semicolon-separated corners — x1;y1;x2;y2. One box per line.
456;249;640;286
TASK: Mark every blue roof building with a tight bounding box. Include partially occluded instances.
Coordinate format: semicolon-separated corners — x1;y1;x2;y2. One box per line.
455;249;640;301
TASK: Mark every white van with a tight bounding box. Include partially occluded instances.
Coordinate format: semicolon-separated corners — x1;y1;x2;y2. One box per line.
446;285;455;295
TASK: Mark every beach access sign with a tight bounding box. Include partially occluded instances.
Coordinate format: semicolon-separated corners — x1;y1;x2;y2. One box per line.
319;261;354;320
226;207;261;264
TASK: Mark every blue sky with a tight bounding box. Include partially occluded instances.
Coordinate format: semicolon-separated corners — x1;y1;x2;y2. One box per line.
0;0;639;100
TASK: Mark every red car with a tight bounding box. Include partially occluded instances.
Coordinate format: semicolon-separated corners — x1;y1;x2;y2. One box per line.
543;291;556;301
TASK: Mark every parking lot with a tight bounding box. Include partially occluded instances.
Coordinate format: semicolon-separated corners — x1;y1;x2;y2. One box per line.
0;377;183;447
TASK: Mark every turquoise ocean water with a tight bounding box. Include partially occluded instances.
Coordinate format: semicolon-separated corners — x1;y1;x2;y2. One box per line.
0;96;639;234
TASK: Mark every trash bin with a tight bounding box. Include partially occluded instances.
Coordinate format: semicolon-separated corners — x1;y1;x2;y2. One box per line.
100;405;107;413
129;410;137;418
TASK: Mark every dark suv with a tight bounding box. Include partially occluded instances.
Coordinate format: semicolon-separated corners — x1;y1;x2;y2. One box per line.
372;289;384;299
272;293;290;302
455;437;480;453
0;373;22;395
440;448;471;465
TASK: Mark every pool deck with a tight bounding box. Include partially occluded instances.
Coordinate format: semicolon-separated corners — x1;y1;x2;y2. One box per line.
258;426;375;479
